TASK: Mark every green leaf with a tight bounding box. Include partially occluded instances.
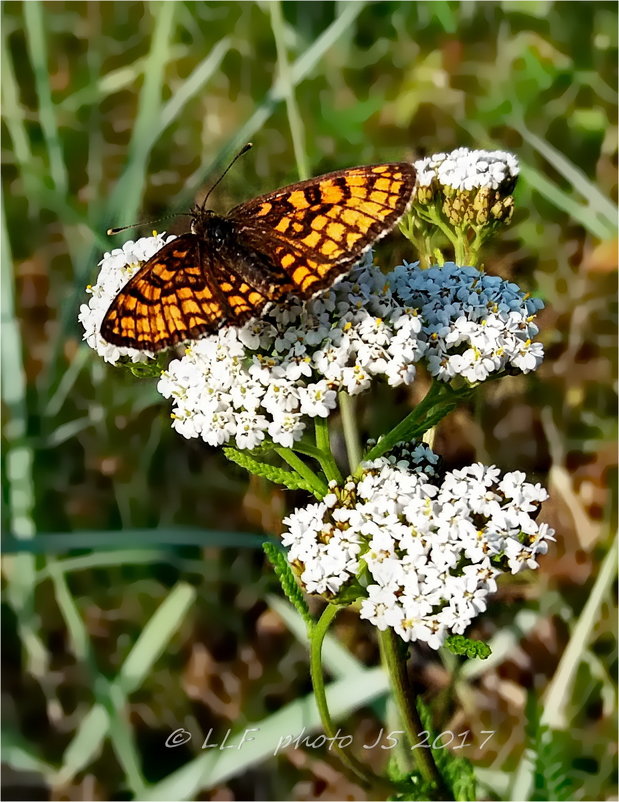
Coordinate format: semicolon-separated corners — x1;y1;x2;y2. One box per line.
223;447;316;493
125;359;164;378
263;542;313;630
526;694;576;802
445;634;492;660
416;699;476;802
386;771;435;801
330;581;364;606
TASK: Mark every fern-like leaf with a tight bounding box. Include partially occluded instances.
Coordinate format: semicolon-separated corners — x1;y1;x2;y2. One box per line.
527;693;575;801
416;698;476;802
263;542;313;630
223;447;317;494
445;634;492;660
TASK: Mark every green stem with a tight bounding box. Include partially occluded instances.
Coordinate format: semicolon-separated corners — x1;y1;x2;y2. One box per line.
357;381;461;472
378;629;449;797
338;392;362;472
422;206;462;260
313;418;343;484
310;604;390;791
274;446;328;498
465;227;485;267
454;232;467;265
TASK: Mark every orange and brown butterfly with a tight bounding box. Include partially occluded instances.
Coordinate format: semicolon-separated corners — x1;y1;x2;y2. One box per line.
100;156;416;352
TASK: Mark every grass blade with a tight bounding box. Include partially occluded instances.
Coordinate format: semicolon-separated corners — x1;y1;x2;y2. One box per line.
105;1;178;228
1;188;47;678
515;121;618;229
117;582;196;692
2;528;270;553
22;1;67;195
519;163;616;241
33;551;206;583
509;534;618;801
541;534;618;728
47;560;148;795
269;0;309;179
178;0;366;206
144;666;388;800
158;38;232;135
54;579;196;787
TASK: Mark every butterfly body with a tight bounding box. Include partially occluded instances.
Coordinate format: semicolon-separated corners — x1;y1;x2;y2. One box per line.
101;162;416;352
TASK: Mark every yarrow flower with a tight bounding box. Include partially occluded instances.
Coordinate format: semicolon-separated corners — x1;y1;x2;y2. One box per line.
81;235;544;448
389;262;544;383
281;446;555;649
156;250;425;446
414;147;519;227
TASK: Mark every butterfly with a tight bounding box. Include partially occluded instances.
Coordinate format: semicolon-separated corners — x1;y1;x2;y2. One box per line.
100;160;416;352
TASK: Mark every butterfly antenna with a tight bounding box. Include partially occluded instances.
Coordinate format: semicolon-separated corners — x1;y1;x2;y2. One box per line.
200;142;253;210
106;212;192;236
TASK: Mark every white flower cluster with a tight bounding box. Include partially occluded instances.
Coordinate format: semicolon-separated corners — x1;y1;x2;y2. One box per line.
282;447;554;649
389;262;544;383
81;235;545;448
157;250;427;448
78;234;176;364
415;147;519;192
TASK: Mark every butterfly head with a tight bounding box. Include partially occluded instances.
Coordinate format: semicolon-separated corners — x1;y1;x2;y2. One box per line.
190;207;216;235
190;207;232;246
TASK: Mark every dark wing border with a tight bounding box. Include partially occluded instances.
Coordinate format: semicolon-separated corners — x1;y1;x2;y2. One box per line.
227;162;416;219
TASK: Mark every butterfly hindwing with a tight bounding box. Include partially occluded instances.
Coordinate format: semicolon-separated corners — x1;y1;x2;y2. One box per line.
101;235;227;350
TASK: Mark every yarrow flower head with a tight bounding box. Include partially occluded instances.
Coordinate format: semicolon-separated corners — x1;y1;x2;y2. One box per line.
81;234;545;448
414;147;519;227
156;250;426;447
282;445;554;649
389;262;544;383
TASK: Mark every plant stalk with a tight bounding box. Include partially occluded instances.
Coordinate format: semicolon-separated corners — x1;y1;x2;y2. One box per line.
313;418;343;484
338;392;362;472
309;604;390;791
275;446;328;498
378;629;450;798
357;381;458;471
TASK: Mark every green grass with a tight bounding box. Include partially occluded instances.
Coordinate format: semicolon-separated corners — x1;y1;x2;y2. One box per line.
1;1;617;800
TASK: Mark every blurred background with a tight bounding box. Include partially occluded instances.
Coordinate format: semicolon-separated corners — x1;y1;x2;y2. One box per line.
1;1;617;800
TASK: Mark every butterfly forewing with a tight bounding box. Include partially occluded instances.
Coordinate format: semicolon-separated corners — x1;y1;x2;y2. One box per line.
229;163;416;298
101;162;416;352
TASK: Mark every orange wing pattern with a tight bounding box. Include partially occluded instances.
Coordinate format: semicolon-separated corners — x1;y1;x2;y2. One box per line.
230;163;416;298
101;162;416;352
100;235;269;351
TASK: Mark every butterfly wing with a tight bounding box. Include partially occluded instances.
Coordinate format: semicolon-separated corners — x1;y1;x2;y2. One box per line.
227;162;416;299
101;234;231;351
100;162;416;352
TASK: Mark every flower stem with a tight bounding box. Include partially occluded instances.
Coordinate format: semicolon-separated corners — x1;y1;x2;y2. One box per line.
378;629;449;797
310;604;391;791
357;381;462;472
338;392;362;472
422;206;462;260
313;418;343;484
454;231;468;265
274;446;328;498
